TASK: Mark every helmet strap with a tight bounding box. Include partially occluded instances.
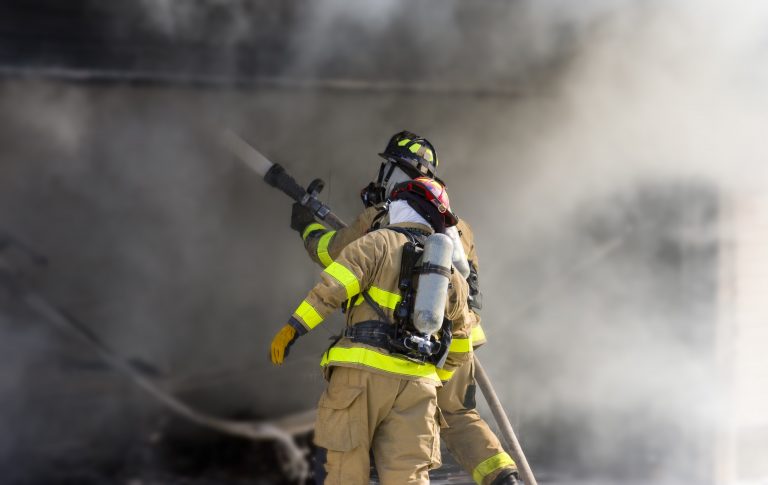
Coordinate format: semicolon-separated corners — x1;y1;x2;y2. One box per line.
383;165;411;199
375;162;390;185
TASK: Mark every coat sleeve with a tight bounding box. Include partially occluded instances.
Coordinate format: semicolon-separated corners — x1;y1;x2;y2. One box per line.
288;232;386;335
457;218;478;270
440;245;475;373
445;265;469;322
301;206;383;268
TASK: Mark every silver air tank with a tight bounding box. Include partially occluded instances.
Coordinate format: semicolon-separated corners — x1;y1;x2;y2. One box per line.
413;233;454;335
446;226;470;279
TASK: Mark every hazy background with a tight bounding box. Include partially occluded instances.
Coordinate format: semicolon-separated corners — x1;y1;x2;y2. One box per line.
1;0;766;483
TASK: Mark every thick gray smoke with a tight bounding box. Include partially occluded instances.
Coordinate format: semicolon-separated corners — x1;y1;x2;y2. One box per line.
1;0;767;483
138;0;252;44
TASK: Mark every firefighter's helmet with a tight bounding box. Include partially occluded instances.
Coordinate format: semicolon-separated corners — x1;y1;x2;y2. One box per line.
390;177;458;231
379;131;438;179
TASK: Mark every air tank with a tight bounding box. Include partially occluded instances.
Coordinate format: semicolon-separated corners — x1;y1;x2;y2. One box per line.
413;233;454;335
446;226;470;279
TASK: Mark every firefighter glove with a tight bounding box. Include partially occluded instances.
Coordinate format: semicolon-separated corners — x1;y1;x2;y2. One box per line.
290;202;316;233
270;324;298;365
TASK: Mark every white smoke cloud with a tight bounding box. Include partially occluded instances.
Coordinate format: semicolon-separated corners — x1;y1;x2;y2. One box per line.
467;2;768;482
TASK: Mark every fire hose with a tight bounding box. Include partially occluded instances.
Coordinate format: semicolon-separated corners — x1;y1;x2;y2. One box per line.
220;130;538;484
0;243;309;481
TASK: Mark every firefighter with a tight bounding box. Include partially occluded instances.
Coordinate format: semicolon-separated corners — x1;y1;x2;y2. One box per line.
271;178;470;484
290;131;519;485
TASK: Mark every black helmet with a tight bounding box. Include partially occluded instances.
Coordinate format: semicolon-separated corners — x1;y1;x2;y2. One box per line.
378;131;438;179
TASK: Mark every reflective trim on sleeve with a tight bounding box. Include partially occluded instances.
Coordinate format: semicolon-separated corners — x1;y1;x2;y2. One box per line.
323;262;361;299
436;367;455;381
471;325;486;343
302;223;326;241
320;346;440;382
316;231;336;267
472;452;516;485
293;300;324;330
449;337;472;353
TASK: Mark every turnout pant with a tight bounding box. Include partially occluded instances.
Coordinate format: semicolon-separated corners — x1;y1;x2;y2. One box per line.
313;366;441;485
438;358;518;485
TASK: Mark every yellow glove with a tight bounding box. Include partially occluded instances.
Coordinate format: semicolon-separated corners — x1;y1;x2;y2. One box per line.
270;324;298;365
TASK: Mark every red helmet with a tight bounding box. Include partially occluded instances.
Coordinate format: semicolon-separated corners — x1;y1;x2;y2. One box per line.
390;177;459;231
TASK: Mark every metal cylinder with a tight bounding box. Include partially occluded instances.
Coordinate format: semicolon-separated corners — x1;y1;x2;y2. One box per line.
413;233;453;335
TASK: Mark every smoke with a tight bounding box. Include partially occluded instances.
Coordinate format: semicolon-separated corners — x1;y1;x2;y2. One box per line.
465;1;768;482
1;0;767;482
137;0;252;44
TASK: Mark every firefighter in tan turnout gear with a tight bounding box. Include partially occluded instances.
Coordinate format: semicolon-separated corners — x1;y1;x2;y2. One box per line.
290;132;520;485
271;178;471;484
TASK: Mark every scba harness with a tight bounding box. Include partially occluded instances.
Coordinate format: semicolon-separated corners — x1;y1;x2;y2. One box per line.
343;227;452;368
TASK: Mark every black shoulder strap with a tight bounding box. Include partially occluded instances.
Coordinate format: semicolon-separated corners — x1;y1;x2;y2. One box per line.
385;226;427;247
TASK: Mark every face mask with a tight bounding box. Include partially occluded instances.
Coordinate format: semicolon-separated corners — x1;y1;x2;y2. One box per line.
360;161;408;207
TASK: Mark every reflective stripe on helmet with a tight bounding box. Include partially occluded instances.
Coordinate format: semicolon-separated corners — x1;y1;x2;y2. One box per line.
472;452;517;484
302;223;326;241
316;231;336;267
380;131;438;178
293;300;324;330
323;262;360;299
320;346;441;382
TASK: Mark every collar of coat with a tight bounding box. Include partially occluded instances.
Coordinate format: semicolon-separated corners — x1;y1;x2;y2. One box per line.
386;222;434;236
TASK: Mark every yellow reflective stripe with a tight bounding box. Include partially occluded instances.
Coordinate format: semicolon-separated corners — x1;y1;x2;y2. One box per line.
409;143;422;154
471;325;486;343
472;452;516;484
352;286;401;310
424;149;434;162
436;367;455;381
324;262;360;300
368;286;401;309
316;231;336;267
397;138;411;146
449;337;472;353
294;300;324;330
302;223;326;241
320;346;440;382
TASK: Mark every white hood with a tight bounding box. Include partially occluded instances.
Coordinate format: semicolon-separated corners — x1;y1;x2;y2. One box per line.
388;200;430;227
